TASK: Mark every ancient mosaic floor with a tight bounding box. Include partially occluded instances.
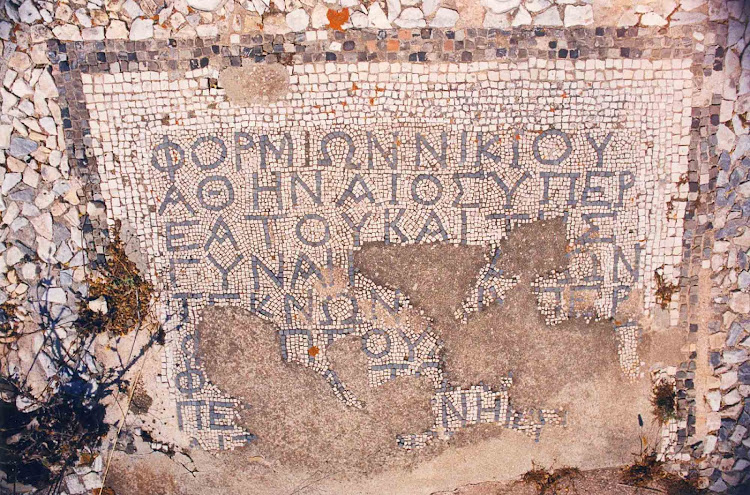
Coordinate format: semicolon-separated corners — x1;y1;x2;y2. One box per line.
54;24;694;458
4;1;750;494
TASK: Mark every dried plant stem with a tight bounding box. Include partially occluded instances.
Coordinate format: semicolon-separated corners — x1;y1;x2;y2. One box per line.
97;343;150;495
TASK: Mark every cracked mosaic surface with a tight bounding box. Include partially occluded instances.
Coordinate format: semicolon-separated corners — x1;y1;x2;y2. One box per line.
3;0;749;491
79;56;693;450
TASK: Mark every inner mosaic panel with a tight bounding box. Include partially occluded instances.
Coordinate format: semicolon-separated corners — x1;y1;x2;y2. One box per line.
82;57;692;451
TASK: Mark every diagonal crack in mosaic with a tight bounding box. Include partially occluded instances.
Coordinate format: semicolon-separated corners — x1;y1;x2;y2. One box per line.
78;58;692;451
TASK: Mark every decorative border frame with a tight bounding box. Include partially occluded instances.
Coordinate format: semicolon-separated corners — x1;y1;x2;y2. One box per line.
46;24;725;468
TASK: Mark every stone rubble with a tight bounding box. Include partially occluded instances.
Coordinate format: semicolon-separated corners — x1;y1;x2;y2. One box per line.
0;3;106;493
694;1;750;491
6;0;624;45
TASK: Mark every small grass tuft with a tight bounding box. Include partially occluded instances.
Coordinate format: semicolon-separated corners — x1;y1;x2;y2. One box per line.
522;464;581;495
654;270;678;309
77;224;153;336
622;448;703;495
0;376;108;488
651;380;677;424
0;302;19;337
621;451;662;487
661;473;702;495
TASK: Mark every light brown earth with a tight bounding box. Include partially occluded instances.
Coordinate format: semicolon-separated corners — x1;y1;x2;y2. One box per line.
104;454;686;495
219;64;290;105
355;218;598;406
106;220;689;495
692;268;717;443
197;307;441;475
432;467;694;495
